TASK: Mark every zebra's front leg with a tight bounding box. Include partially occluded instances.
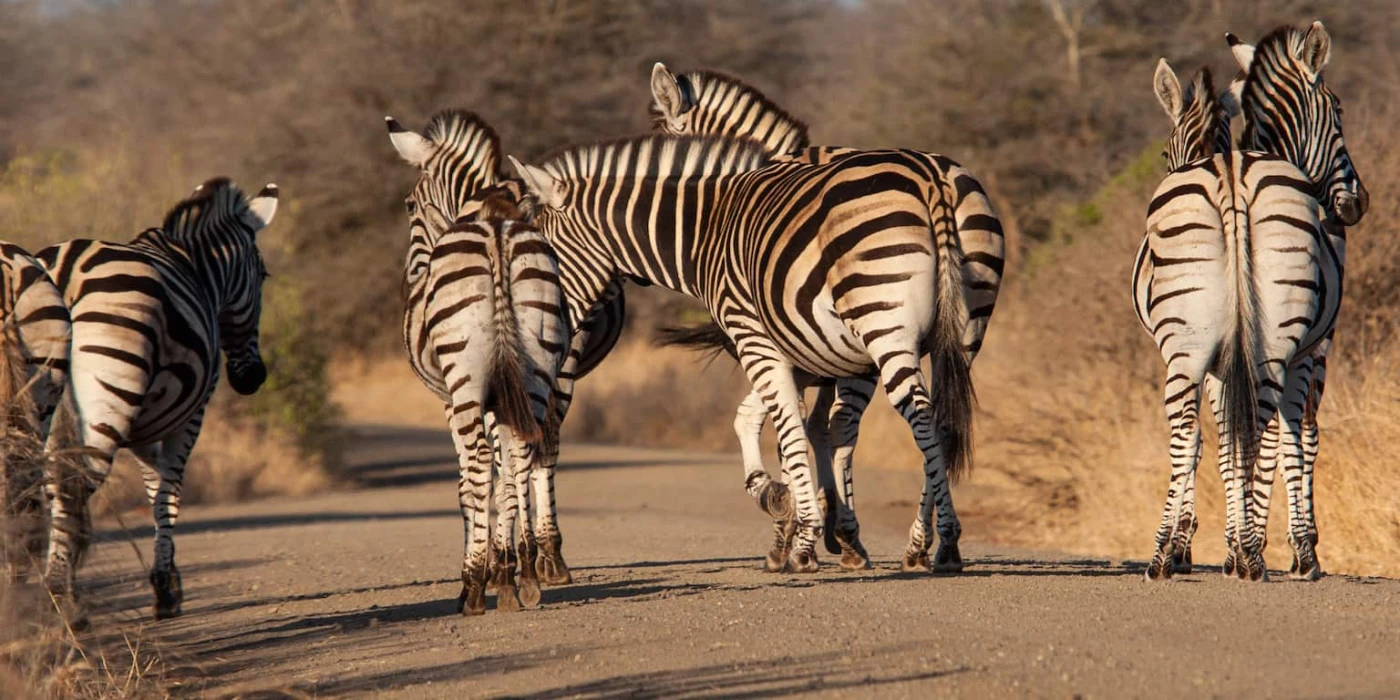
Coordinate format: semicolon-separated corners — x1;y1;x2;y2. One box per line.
1147;371;1203;581
732;390;795;573
446;398;493;615
829;378;875;571
734;343;823;574
806;383;840;556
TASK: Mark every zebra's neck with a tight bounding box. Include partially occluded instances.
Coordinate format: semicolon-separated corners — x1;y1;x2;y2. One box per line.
132;229;251;311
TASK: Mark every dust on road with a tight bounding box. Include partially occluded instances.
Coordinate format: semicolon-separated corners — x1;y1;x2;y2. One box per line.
84;425;1400;698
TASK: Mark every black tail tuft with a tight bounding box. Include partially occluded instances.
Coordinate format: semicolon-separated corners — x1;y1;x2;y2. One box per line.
654;321;737;363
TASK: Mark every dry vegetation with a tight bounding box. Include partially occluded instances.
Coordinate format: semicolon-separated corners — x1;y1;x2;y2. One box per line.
0;0;1394;651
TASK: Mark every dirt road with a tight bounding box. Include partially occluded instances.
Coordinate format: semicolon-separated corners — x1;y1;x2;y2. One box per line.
84;425;1400;698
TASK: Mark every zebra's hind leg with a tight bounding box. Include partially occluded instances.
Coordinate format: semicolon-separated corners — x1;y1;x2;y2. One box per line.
42;389;118;626
1148;370;1202;581
513;450;541;607
866;350;962;575
1203;376;1269;582
133;409;204;620
446;400;492;616
490;425;524;612
806;383;842;556
829;378;874;571
1283;360;1323;580
531;373;571;587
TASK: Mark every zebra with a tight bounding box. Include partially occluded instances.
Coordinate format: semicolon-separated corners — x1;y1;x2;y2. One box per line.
509;134;977;574
386;109;625;589
35;178;279;619
1135;59;1333;581
1217;22;1365;580
647;63;1005;571
1;242;71;580
395;178;568;615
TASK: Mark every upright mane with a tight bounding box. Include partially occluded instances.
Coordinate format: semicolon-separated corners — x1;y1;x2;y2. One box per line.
423;109;504;181
1166;67;1232;169
159;177;255;241
652;69;811;153
537;134;774;181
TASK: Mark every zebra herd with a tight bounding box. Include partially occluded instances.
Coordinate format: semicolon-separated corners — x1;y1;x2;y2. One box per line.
0;20;1367;621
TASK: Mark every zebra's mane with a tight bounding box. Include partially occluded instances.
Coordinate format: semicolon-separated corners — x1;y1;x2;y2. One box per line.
1167;66;1232;168
652;69;811;152
154;177;255;243
423;109;503;180
1237;25;1323;142
537;134;774;181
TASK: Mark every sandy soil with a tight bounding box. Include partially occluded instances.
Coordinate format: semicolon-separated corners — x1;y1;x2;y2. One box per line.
82;425;1400;699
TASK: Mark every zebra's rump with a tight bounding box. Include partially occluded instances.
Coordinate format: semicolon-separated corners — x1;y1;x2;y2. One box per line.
38;239;224;446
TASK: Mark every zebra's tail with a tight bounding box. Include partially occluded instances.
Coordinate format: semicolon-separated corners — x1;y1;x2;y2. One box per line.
486;225;543;448
924;181;976;484
654;322;737;363
1218;214;1262;487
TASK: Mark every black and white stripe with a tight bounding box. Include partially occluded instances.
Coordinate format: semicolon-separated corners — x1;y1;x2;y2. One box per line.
511;134;977;575
1;242;71;579
648;64;1005;569
1221;22;1366;579
386;110;625;592
35;179;279;618
1135;61;1334;581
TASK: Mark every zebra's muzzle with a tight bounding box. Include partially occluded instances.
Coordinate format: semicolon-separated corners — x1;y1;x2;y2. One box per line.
227;359;267;395
1334;185;1368;227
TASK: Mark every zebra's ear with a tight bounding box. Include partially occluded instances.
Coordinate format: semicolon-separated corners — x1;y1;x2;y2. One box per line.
1153;58;1183;121
1225;32;1255;73
245;184;278;231
650;62;687;124
386;116;434;168
509;156;565;210
1300;21;1331;80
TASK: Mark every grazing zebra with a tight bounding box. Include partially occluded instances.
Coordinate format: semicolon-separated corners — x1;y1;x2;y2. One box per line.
1135;60;1332;581
1;243;71;579
1219;22;1365;579
396;180;567;615
35;179;279;619
648;64;1005;571
386;109;625;588
509;134;976;574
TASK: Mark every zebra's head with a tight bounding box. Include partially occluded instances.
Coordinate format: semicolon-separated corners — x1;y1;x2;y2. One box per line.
1226;22;1368;225
163;179;279;396
1153;60;1232;171
649;63;810;155
386;110;505;245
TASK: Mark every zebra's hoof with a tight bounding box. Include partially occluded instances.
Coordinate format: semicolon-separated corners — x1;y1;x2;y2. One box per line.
787;548;819;574
496;584;521;612
457;583;486;616
758;481;794;521
1291;563;1323;581
518;577;542;607
901;550;931;573
150;568;184;621
839;537;871;571
840;549;871;571
933;543;964;573
1221;552;1238;579
536;553;572;586
1145;552;1176;581
1171;547;1193;574
764;550;788;573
